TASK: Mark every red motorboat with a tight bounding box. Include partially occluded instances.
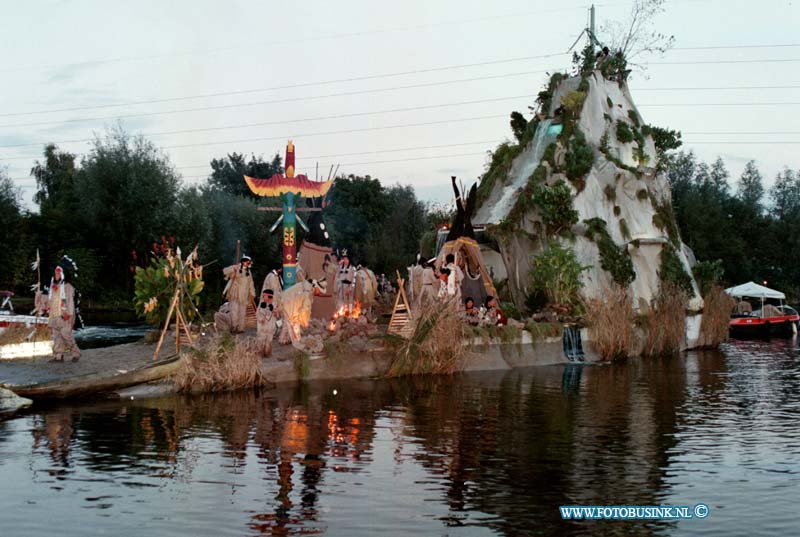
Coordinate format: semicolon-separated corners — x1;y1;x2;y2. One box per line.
726;282;799;337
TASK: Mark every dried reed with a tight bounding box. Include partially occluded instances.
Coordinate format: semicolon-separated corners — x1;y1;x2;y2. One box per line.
583;285;636;361
697;284;733;348
386;299;469;377
171;332;267;392
641;282;687;357
0;324;51;346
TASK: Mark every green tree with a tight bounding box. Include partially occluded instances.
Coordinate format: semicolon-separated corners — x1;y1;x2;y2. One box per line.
0;171;22;287
75;128;181;295
207;152;283;198
737;160;764;212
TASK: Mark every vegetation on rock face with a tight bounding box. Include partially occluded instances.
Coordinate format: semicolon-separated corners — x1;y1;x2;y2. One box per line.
659;243;694;296
529;242;588;310
692;259;724;296
584;218;636;286
563;127;594;189
532;180;579;235
616;120;635;143
509;111;528;143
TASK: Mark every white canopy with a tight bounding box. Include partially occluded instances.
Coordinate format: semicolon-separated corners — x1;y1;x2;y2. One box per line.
725;281;785;300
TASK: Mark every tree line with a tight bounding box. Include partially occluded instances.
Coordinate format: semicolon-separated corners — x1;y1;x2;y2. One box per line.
0;128;435;310
666;151;800;301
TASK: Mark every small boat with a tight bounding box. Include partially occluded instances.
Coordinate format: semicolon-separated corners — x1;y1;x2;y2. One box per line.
726;282;799;337
1;354;183;400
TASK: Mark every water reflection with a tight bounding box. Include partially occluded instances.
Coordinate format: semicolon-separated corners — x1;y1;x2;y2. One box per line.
1;339;799;536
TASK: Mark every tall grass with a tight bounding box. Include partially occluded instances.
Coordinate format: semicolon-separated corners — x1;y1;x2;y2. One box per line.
641;282;687;357
386;299;469;377
172;332;267;392
697;284;733;348
583;285;636;361
0;324;51;346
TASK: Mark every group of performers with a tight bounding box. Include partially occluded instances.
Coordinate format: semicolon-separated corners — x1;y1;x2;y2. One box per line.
213;249;382;356
408;252;507;327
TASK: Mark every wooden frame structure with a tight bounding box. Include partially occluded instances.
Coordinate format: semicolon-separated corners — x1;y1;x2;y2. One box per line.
388;270;414;338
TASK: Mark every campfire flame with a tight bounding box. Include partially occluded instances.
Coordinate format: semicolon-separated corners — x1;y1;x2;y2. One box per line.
329;302;363;332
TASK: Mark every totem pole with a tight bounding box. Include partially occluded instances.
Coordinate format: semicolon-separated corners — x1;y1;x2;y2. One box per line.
244;141;333;289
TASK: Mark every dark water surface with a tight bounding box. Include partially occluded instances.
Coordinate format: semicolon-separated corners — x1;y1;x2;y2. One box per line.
1;339;798;536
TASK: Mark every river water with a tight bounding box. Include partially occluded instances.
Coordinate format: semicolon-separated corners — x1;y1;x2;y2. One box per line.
0;339;798;536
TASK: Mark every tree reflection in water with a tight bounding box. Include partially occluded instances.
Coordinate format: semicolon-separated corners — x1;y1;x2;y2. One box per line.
12;342;799;537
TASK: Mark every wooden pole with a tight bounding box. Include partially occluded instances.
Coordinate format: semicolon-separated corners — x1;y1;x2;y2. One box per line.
153;285;180;360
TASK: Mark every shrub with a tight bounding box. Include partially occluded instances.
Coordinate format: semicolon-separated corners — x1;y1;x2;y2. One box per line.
637;188;649;201
536;72;567;115
134;246;204;326
604;184;616;201
659;244;694;296
616;121;634;143
693;259;725;296
614;205;622;216
584;284;636;360
510;111;528;142
627;109;640;127
532;164;548;183
529;242;588;309
532;180;579;235
584;218;635;286
561;90;587;118
653;201;681;245
606;97;613;108
564;127;594;182
542;143;557;169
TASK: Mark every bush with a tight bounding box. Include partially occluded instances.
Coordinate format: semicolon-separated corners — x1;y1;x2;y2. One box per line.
564;127;594;183
616;121;634;143
584;218;635;286
561;90;587;118
532;180;579;235
133;247;204;326
693;259;724;296
529;242;588;309
627;109;640;127
510;111;528;142
604;184;617;201
659;244;694;296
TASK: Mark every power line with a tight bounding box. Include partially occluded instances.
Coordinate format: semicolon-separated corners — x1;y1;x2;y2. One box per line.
634;85;800;91
0;6;585;75
0;114;509;161
0;54;567;118
0;70;546;130
0;95;532;149
650;58;800;65
640;102;800;107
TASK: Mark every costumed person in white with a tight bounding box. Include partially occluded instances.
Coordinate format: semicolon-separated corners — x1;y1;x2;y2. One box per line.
261;265;283;313
218;255;255;333
279;279;327;346
444;253;464;302
355;261;379;319
335;251;356;311
418;259;438;307
255;290;277;357
45;260;81;362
